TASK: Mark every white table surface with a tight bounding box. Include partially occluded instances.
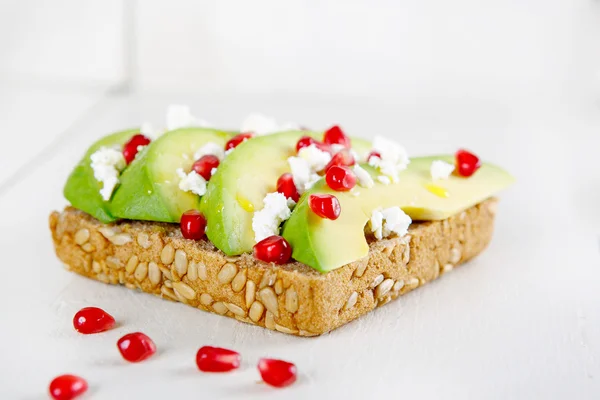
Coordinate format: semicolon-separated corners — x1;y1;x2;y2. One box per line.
1;89;599;399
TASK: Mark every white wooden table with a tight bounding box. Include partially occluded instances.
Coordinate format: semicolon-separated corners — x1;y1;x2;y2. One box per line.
1;87;599;399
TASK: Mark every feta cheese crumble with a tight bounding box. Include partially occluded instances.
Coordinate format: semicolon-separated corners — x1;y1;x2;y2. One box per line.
368;207;412;240
298;144;332;172
368;136;410;182
252;192;294;242
90;147;126;201
241;113;299;135
140;122;159;139
287;144;332;194
176;168;207;196
194;142;226;161
430;160;455;180
353;165;374;188
166;104;210;131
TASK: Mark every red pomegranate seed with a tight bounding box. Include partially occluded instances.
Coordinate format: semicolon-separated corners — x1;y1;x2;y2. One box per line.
225;132;255;151
257;358;297;388
180;210;207;240
325;166;356;191
123;134;151;165
367;151;381;162
323;125;351;148
196;346;241;372
253;235;292;264
324;149;355;172
295;136;332;154
72;307;115;334
192;154;220;180
276;173;300;202
117;332;156;363
49;374;88;400
309;194;341;220
455;149;481;177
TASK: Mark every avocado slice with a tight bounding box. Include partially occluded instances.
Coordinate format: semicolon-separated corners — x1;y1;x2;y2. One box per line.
110;127;231;223
281;156;514;272
200;131;372;256
64;128;140;223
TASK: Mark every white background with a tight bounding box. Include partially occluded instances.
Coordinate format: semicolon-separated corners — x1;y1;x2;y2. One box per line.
0;1;599;399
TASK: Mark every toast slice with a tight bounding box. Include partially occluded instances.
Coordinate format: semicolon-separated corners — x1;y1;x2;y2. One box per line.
49;198;497;336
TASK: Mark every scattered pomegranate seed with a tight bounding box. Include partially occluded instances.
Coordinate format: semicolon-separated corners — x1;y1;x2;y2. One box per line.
295;136;331;154
192;154;220;180
276;173;300;202
367;151;381;163
49;374;88;400
257;358;297;388
455;149;481;177
325;166;357;191
324;149;355;172
253;235;292;264
122;134;151;165
309;194;341;220
323;125;351;148
72;307;115;334
196;346;241;372
225;132;255;151
180;210;207;240
296;136;319;152
117;332;156;363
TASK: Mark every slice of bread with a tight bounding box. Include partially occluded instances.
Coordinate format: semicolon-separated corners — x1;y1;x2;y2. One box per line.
49;198;497;336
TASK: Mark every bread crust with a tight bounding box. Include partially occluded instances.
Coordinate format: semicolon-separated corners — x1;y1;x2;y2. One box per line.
49;199;497;336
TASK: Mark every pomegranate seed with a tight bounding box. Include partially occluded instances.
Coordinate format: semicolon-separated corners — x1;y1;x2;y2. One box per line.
253;235;292;264
49;374;88;400
192;155;220;180
367;151;381;162
276;173;300;202
72;307;115;334
225;132;255;151
295;136;332;154
122;134;151;165
455;149;481;177
196;346;241;372
324;149;355;172
325;166;356;191
309;194;341;220
117;332;156;363
323;125;351;148
180;210;207;240
257;358;297;388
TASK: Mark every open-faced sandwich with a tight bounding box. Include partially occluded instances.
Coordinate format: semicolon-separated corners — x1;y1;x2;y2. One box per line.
50;106;514;336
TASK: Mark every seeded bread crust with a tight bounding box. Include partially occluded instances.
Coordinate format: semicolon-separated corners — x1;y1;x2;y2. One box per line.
49;199;497;336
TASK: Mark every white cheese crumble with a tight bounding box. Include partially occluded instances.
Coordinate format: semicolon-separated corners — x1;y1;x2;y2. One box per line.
241;113;299;135
369;207;412;240
297;144;332;172
176;168;207;196
430;160;455;180
330;144;346;154
194;142;226;161
353;165;374;188
90;147;126;201
287;156;321;194
166;104;210;131
368;136;410;182
287;144;332;194
252;192;293;243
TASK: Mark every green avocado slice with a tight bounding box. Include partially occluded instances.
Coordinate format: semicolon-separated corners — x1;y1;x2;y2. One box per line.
63;128;140;223
200;131;372;256
281;156;515;272
110;127;231;223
